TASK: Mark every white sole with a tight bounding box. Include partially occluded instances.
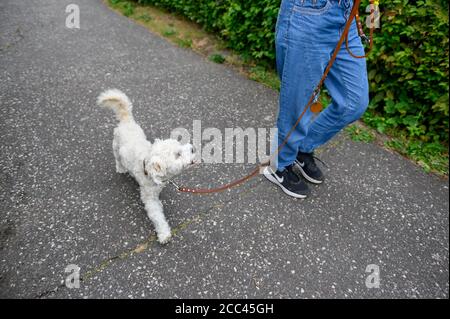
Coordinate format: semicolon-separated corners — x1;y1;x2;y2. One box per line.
263;167;307;199
295;161;323;184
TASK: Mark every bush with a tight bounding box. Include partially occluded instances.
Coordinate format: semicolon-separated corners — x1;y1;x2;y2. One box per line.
137;0;279;62
363;0;449;144
137;0;449;144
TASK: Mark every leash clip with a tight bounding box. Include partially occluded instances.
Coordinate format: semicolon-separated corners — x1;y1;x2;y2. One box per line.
168;180;181;190
360;34;371;45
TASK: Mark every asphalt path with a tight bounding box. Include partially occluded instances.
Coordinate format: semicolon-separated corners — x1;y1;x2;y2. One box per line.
0;0;448;298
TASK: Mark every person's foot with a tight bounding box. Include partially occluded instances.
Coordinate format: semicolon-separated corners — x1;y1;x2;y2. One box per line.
263;165;310;199
295;151;325;184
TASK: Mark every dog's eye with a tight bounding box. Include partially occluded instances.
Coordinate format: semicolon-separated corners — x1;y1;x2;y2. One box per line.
175;152;182;159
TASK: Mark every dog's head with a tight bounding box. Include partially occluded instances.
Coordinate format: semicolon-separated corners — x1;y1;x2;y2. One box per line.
143;139;196;185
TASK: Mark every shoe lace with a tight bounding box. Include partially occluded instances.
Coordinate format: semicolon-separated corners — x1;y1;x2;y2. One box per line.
313;154;328;168
305;152;328;170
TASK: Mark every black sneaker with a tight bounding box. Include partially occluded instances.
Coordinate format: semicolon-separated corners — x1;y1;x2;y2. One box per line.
295;151;325;184
263;165;310;199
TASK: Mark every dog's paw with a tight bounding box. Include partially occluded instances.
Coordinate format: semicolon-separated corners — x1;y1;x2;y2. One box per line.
157;231;172;245
115;165;127;174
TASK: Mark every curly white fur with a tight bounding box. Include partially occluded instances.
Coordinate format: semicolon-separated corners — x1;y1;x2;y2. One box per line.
98;89;195;244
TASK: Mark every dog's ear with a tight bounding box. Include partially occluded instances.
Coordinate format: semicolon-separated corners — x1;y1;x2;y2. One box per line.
145;156;167;184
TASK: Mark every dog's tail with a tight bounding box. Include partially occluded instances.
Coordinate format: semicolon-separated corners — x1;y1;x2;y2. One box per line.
97;89;133;122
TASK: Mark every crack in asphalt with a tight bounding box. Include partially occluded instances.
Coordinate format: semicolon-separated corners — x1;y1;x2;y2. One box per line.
35;179;263;298
0;26;26;52
34;137;345;298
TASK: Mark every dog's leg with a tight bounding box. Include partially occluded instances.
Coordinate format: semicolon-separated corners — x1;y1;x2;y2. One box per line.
114;156;127;174
140;188;172;244
112;139;127;174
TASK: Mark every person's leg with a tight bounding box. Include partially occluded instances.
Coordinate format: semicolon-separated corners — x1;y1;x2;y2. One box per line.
299;10;369;154
275;0;343;171
267;0;340;198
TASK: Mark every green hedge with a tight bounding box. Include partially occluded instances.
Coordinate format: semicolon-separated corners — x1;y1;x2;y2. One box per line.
137;0;449;144
363;0;449;144
137;0;279;61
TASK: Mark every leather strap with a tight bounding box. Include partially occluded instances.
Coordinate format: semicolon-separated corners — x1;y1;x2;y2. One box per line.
178;0;374;194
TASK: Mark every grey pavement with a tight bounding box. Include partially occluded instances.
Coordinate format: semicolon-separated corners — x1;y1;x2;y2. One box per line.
0;0;448;298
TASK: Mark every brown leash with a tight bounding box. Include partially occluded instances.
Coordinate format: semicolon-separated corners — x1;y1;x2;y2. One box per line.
176;0;375;194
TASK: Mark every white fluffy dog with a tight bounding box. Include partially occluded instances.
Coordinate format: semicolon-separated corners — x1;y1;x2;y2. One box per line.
97;89;195;244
